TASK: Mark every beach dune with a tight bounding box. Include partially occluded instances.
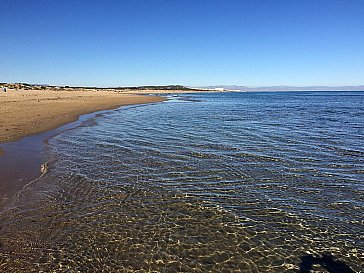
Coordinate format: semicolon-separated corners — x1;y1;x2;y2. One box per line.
0;89;164;143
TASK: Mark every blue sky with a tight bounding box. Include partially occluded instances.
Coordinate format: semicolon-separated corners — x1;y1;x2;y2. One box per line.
1;0;363;87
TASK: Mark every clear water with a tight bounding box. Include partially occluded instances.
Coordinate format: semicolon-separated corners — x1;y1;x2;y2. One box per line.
0;92;363;272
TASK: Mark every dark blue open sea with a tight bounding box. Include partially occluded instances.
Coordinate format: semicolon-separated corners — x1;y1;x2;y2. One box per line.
0;92;363;272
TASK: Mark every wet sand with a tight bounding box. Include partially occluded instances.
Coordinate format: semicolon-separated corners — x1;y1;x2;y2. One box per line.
0;89;165;207
0;89;165;143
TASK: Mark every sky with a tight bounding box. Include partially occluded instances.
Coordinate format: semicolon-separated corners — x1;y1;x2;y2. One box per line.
1;0;364;87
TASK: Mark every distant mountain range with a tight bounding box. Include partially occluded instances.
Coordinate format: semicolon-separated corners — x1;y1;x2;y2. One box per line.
200;85;364;92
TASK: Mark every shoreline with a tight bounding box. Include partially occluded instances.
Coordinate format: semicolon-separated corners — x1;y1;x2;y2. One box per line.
0;88;208;207
0;92;166;208
0;107;121;208
0;89;166;144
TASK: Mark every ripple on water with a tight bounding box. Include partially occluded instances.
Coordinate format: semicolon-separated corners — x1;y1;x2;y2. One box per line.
0;92;363;272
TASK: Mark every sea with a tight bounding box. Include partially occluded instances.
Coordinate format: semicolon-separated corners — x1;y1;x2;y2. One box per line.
0;91;363;272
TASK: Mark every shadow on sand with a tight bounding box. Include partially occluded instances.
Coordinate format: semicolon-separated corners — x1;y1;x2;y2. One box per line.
299;254;355;273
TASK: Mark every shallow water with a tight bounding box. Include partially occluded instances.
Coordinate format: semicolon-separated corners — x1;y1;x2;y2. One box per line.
0;109;117;207
0;92;363;272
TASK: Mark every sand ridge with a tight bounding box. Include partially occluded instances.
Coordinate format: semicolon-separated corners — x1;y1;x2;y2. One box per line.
0;89;165;143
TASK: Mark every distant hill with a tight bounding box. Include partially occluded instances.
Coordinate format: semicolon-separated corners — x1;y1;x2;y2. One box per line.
201;85;364;92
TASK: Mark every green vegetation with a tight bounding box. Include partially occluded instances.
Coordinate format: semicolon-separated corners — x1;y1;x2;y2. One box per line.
1;83;203;92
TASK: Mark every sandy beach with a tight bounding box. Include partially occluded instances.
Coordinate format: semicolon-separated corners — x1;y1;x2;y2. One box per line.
0;89;165;144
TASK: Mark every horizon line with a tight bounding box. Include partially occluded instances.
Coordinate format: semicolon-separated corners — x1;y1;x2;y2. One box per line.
2;82;364;89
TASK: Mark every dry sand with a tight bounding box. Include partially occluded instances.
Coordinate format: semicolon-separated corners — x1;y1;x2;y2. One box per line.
0;89;165;143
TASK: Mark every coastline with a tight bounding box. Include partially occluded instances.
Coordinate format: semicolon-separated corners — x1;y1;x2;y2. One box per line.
0;88;210;207
0;89;166;144
0;90;166;208
0;91;362;271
